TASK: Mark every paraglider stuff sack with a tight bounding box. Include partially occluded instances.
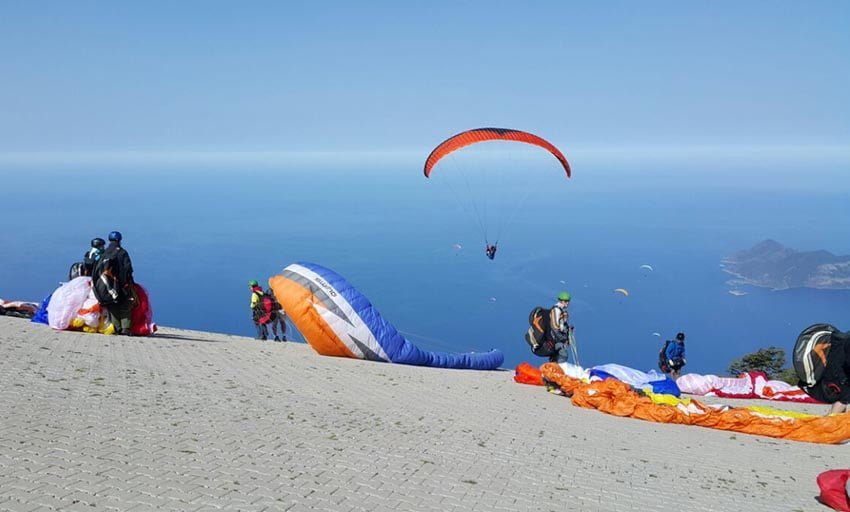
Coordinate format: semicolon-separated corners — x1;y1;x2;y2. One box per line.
817;470;850;512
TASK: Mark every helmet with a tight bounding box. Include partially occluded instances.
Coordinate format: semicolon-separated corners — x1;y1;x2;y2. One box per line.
676;332;685;341
91;237;105;248
108;231;122;242
248;280;259;287
557;291;571;301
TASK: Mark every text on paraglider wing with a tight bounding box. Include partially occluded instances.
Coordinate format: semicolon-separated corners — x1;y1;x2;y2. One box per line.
313;277;337;297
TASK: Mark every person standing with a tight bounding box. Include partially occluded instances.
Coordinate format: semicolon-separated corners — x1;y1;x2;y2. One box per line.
93;231;135;335
249;280;270;340
548;291;573;364
659;332;687;379
265;288;287;341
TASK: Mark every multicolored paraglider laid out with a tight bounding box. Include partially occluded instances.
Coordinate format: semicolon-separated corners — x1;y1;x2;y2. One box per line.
514;362;850;444
677;371;817;403
31;276;156;336
268;262;503;370
0;299;40;318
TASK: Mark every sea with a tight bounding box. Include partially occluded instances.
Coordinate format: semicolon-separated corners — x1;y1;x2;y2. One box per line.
1;148;848;374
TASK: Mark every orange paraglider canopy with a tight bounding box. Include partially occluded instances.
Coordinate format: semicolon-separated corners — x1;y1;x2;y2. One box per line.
540;363;850;445
423;128;571;178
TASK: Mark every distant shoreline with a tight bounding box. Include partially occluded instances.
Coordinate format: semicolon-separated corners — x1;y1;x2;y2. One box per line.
721;240;850;291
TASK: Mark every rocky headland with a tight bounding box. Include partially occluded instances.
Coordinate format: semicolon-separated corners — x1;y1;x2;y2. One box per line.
722;239;850;290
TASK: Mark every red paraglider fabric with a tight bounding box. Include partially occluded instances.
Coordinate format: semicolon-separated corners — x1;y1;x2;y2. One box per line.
130;284;157;336
818;470;850;511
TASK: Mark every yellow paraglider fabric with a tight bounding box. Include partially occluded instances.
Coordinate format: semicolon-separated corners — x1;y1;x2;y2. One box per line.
746;405;816;420
645;390;691;407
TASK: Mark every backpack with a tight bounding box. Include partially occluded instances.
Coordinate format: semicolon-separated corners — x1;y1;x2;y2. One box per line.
92;255;120;305
253;290;277;324
68;262;85;281
658;341;671;373
83;249;101;275
525;306;556;357
264;289;282;312
793;323;839;387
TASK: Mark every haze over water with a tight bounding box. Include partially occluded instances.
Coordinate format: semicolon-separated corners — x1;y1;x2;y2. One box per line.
2;149;848;374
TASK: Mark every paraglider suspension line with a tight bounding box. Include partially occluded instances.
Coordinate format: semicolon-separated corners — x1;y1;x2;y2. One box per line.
462;170;488;243
494;181;536;245
398;329;465;353
569;329;580;367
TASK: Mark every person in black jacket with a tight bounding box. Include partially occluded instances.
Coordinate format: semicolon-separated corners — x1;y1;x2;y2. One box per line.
816;330;850;416
94;231;135;335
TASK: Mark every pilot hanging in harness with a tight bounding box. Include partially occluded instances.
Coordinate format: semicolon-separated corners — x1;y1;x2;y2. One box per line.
485;243;497;260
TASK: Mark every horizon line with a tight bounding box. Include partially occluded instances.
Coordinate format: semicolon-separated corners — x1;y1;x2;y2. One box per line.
0;144;848;167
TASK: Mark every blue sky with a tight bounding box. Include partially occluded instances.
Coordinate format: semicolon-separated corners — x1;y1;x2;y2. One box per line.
1;1;848;154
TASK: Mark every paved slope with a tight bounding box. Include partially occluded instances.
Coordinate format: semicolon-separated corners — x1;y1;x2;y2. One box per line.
0;317;842;511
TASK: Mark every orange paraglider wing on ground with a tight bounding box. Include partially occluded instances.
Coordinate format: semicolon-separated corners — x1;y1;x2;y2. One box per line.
540;363;850;444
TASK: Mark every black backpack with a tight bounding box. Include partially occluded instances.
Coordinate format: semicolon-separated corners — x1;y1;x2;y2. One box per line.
525;306;556;357
68;262;85;281
793;323;839;388
82;250;100;276
658;340;671;373
92;255;120;305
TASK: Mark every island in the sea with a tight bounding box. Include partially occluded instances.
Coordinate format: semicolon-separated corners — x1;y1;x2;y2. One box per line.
722;239;850;290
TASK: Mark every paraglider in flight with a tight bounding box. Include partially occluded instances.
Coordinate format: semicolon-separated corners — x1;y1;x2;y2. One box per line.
652;332;661;337
423;128;571;260
640;264;653;272
613;288;630;297
423;128;571;179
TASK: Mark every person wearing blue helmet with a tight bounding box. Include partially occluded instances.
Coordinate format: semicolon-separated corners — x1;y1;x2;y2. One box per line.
92;231;136;335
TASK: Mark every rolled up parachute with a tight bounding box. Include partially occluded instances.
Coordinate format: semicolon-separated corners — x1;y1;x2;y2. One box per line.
268;262;504;370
